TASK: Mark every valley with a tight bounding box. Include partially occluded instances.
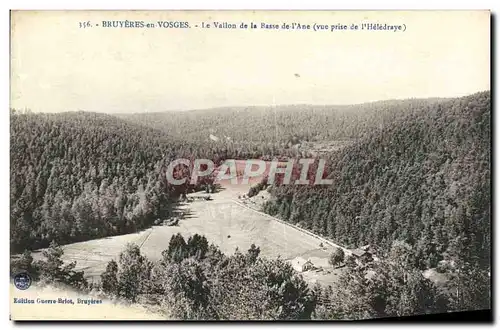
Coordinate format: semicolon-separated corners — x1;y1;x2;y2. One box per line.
33;176;343;287
10;92;491;319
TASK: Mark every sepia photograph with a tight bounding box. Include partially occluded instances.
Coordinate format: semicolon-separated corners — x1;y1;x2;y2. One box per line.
9;9;491;321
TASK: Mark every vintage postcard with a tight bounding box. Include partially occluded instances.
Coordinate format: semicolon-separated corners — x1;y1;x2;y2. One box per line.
9;10;491;321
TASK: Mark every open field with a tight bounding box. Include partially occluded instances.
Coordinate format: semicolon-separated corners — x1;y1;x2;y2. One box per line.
32;170;344;286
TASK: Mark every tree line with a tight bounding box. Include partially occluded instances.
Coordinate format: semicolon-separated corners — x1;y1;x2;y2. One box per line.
120;98;451;159
11;234;489;320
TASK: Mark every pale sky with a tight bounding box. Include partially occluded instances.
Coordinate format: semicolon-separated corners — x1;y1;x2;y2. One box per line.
10;10;490;113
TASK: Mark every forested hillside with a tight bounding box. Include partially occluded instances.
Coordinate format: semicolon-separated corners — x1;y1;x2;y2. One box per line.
10;111;220;252
120;98;449;159
263;91;491;270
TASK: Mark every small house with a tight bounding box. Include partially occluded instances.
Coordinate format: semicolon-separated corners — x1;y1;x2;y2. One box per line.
291;257;316;272
350;248;373;264
360;244;371;251
303;260;315;271
360;244;378;255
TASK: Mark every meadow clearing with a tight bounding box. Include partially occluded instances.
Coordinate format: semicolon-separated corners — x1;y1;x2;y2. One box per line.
32;163;343;286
